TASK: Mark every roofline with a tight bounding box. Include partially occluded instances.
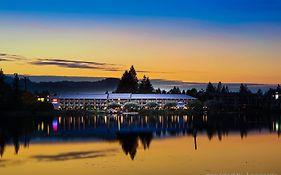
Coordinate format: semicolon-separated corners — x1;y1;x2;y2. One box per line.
52;93;197;100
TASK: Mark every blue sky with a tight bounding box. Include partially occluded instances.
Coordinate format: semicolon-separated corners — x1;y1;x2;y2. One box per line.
0;0;281;84
1;0;281;24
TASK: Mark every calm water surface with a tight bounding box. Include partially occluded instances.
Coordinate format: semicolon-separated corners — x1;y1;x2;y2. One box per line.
0;115;281;175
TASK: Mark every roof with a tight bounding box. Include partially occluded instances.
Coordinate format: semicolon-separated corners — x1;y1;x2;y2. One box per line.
131;94;196;100
108;93;131;99
54;93;196;100
56;94;108;99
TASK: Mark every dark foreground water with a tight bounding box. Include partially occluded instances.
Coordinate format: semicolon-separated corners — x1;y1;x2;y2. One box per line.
0;114;281;175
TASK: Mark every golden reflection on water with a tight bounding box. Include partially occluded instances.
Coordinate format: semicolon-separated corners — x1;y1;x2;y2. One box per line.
0;133;281;175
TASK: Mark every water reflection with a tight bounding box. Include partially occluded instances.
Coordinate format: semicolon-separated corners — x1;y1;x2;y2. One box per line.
31;149;117;162
0;114;280;160
117;132;153;160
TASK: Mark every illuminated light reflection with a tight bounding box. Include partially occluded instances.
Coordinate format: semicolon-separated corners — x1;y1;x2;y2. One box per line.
52;120;58;132
41;122;44;130
145;116;148;124
118;117;121;130
120;116;123;124
159;116;162;123
276;122;279;131
183;115;188;123
104;116;107;124
47;125;50;134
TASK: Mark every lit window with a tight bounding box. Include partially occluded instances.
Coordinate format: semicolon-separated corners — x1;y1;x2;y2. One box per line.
52;98;58;104
37;97;45;102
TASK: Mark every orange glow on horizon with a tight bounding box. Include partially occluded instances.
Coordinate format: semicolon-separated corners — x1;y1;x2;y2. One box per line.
1;15;280;84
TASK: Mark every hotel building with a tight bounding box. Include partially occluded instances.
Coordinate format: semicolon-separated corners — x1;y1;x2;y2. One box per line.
51;93;196;110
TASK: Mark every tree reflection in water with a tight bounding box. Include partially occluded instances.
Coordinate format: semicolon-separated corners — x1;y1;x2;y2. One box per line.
117;132;153;160
0;114;280;159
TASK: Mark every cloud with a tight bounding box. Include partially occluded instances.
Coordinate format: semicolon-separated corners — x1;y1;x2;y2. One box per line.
0;53;26;61
31;149;117;162
0;159;25;168
30;58;121;72
1;53;169;74
137;70;170;74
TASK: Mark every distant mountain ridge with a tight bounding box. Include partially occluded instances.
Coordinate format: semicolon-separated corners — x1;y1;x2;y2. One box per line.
4;76;120;93
4;75;278;93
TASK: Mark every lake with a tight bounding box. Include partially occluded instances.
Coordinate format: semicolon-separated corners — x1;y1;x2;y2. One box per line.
0;114;281;175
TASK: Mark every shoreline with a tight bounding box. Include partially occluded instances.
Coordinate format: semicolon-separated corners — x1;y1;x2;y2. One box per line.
1;108;280;118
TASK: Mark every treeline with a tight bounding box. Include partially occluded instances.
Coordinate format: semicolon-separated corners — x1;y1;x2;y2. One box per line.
181;81;280;112
0;69;53;112
115;66;154;93
159;81;281;112
115;65;194;94
188;81;281;101
115;66;281;112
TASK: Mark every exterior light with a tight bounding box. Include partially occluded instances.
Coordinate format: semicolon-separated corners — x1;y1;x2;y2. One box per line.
52;98;58;104
37;97;45;102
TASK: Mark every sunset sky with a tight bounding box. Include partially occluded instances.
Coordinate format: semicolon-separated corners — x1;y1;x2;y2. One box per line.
0;0;281;84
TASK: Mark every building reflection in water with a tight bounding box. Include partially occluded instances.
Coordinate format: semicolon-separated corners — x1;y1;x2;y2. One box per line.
0;114;280;159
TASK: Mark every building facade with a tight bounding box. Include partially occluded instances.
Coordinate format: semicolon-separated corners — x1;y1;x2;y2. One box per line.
51;93;196;110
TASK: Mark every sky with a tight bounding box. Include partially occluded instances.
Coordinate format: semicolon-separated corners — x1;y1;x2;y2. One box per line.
0;0;281;84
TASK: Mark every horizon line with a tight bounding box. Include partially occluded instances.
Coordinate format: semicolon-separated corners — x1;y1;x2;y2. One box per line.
4;73;280;86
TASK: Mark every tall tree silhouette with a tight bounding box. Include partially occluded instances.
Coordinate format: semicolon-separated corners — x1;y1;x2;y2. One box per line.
128;65;138;92
169;86;181;94
277;84;281;93
13;73;22;109
206;82;216;94
138;75;154;93
239;84;251;94
116;66;139;93
0;69;12;110
0;69;4;86
217;81;222;93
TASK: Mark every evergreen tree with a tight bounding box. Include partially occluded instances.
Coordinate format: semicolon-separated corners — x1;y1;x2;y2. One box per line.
13;73;20;92
206;82;216;94
256;89;263;96
129;65;137;81
144;76;153;93
0;69;4;86
0;69;6;108
221;85;230;94
225;85;229;93
169;86;181;94
138;75;154;93
116;66;139;93
13;73;21;109
155;88;161;94
116;70;129;92
186;88;197;97
277;84;281;93
221;86;226;93
0;69;13;110
217;81;222;93
129;65;138;92
138;75;146;93
239;84;251;94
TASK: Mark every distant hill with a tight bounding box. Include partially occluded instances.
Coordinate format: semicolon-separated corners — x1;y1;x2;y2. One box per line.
4;75;277;93
4;76;120;93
